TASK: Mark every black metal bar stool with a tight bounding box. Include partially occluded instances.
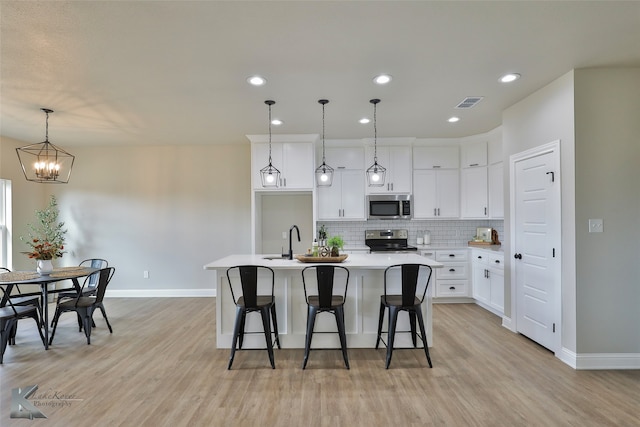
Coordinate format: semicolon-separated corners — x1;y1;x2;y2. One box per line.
301;265;350;369
226;265;281;369
375;263;433;369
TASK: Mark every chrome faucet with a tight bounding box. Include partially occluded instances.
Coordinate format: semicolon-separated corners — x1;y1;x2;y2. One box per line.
288;225;301;260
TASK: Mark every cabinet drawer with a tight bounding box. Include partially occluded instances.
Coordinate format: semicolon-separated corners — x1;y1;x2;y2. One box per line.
436;263;468;279
435;280;469;297
487;253;504;269
435;250;468;262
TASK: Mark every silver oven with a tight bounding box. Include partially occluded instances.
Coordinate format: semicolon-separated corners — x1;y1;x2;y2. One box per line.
367;194;412;220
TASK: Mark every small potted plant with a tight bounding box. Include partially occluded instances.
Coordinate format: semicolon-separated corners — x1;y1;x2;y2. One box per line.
318;224;328;247
20;195;67;275
327;235;345;257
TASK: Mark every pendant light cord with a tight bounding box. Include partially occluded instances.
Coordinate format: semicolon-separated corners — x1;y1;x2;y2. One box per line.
373;101;378;163
267;101;273;164
322;102;326;163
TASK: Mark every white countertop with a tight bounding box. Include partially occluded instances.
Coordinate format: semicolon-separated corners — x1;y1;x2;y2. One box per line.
204;253;443;270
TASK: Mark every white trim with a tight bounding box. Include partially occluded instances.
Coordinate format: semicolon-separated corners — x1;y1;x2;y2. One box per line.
558;347;640;370
106;289;215;298
501;315;515;332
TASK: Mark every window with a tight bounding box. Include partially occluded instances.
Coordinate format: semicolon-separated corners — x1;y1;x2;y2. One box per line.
0;179;12;268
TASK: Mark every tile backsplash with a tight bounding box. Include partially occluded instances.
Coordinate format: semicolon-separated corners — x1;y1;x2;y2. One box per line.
317;220;504;247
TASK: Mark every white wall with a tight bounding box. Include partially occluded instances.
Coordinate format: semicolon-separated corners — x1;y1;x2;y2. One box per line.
1;139;252;295
573;68;640;353
502;70;577;351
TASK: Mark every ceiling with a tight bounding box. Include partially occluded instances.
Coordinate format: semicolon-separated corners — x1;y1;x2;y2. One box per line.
1;1;639;148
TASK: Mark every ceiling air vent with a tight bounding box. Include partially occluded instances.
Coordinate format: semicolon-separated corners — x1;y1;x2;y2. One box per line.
455;96;484;109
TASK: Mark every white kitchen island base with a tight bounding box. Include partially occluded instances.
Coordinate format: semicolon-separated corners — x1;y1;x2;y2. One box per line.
204;253;442;349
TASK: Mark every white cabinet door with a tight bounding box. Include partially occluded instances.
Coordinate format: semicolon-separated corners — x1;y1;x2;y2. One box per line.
413;146;459;169
488;266;504;313
488;162;504;219
461;141;487;167
472;262;490;305
413;169;459;219
461;166;488;218
365;146;412;194
317;169;365;220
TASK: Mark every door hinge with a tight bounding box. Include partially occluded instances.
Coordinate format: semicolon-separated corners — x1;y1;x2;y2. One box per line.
553;323;556;333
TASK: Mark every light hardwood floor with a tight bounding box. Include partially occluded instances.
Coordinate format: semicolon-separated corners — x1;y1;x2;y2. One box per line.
1;298;639;426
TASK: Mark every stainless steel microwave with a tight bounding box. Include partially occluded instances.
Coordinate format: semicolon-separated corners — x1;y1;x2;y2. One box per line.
367;194;412;220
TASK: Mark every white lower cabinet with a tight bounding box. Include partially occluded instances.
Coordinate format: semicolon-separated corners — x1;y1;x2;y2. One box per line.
430;249;470;299
471;249;504;315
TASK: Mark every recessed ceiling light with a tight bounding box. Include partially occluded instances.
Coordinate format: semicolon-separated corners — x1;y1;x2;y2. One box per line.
247;75;267;86
359;118;370;124
373;74;392;85
500;73;521;83
271;119;283;126
448;116;460;123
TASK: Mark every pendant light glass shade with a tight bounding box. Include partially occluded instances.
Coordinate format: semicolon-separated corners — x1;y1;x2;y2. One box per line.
315;99;334;187
366;99;386;187
260;100;281;187
16;108;75;184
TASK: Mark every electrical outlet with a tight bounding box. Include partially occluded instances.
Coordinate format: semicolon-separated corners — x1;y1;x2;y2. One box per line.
143;270;149;279
282;231;287;239
588;219;603;233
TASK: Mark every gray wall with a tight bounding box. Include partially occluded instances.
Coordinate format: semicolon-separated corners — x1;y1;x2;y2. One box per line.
503;68;640;355
503;71;577;350
1;138;252;294
574;68;640;353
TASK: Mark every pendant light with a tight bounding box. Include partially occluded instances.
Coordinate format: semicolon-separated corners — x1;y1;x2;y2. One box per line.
366;99;386;187
16;108;75;184
315;99;334;187
260;100;281;187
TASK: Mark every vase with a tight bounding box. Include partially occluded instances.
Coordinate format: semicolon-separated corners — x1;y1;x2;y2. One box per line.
37;259;54;276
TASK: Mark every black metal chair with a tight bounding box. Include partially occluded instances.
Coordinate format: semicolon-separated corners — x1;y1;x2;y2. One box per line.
226;265;281;369
49;267;115;345
1;284;46;364
375;263;433;369
301;265;350;369
1;267;43;343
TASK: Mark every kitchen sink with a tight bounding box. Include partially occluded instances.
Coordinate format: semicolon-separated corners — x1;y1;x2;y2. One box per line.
262;255;288;260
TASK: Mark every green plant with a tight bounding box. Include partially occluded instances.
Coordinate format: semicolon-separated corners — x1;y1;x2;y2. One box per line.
327;235;344;250
20;195;67;260
318;224;328;241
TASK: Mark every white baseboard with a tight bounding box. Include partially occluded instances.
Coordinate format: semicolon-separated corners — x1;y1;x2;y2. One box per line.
557;347;640;370
501;315;515;331
106;289;216;298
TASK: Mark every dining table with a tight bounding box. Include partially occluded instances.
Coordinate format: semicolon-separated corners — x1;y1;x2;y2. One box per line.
0;266;98;349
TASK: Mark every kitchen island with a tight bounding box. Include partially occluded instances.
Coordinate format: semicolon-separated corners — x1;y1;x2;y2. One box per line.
204;253;442;349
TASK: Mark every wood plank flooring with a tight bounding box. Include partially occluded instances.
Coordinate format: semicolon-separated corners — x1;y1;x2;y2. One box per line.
1;298;639;426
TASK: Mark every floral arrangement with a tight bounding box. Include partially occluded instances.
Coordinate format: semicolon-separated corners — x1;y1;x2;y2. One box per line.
21;195;67;260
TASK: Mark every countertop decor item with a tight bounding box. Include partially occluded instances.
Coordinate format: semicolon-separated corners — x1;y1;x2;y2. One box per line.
16;108;75;183
259;100;281;187
315;99;334;187
327;235;345;257
295;254;348;263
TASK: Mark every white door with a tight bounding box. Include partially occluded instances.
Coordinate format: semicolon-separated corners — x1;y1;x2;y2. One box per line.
512;141;561;352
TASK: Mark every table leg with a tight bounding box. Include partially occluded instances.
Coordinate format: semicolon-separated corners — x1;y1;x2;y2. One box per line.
42;284;49;349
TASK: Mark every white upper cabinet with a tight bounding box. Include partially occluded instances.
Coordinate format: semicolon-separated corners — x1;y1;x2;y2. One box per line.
413;146;459;169
413;169;460;218
461;141;488;168
365;145;412;194
317;147;365;220
251;139;314;190
488;162;504;219
488;138;502;165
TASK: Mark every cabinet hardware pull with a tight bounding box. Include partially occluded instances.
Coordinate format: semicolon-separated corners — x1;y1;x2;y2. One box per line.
484;207;487;215
470;163;479;167
495;260;500;264
477;256;482;259
434;208;437;216
449;254;455;257
449;286;455;290
437;208;440;216
449;268;455;272
433;165;441;168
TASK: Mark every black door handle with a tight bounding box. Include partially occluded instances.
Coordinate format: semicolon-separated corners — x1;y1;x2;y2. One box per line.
514;253;522;260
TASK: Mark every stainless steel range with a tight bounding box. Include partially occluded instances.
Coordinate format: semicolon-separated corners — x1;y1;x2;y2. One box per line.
365;229;418;253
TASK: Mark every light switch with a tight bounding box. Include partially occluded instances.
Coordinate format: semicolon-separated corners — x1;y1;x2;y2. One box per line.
589;219;603;233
